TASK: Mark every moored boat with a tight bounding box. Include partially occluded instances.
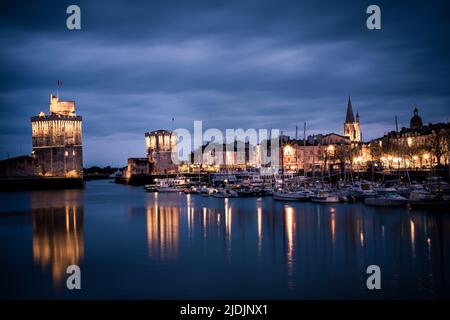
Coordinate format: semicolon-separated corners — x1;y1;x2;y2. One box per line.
273;190;309;201
310;191;340;203
156;186;184;192
211;188;239;198
365;188;408;207
144;184;158;192
408;190;450;210
154;176;188;193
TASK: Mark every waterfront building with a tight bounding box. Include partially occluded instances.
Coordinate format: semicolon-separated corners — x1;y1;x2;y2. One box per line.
126;99;448;176
31;94;83;177
187;141;257;172
280;99;357;174
282;134;351;173
365;107;450;169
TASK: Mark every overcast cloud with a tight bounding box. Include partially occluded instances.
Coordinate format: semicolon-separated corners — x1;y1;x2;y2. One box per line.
1;0;449;166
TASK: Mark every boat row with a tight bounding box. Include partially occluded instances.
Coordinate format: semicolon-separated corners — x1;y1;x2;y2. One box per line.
144;175;450;209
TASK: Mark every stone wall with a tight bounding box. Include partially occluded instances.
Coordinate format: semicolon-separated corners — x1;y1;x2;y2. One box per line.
0;156;35;178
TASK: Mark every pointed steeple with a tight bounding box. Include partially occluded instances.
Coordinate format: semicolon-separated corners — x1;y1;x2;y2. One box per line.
345;96;355;123
356;110;360;122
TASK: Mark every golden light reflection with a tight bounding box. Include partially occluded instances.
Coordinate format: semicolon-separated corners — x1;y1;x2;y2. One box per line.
410;219;416;260
186;194;191;233
203;207;207;238
146;203;179;260
225;198;232;243
330;208;335;246
284;205;295;288
32;203;84;285
359;231;364;247
257;205;262;255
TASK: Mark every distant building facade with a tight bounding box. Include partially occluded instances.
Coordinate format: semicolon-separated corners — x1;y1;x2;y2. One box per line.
187;141;257;172
364;107;450;169
31;94;83;177
282;133;351;173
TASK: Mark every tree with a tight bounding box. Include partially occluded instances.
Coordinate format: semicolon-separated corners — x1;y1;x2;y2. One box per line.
426;128;448;166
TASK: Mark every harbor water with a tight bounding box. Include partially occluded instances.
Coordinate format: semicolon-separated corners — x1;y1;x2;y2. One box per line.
1;180;449;299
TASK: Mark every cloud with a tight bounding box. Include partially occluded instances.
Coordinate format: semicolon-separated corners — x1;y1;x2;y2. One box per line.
0;0;449;166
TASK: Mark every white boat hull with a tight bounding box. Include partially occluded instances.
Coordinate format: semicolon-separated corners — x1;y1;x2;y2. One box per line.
273;192;309;201
156;187;184;193
311;196;340;203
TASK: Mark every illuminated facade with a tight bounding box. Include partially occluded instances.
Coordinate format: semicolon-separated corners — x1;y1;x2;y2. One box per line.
145;129;178;174
365;108;450;169
186;141;259;172
282;134;352;173
31;94;83;177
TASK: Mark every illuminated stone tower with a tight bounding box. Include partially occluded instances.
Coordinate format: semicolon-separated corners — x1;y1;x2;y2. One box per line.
31;94;83;177
145;129;178;174
343;96;361;142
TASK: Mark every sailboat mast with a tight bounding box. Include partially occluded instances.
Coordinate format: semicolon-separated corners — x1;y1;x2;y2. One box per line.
303;122;306;178
395;116;401;183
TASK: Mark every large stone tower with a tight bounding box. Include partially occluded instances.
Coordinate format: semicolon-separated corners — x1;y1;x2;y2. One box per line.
31;94;83;177
145;129;178;174
343;96;361;142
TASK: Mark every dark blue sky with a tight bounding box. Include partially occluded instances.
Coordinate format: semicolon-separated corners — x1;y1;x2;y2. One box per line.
1;0;449;166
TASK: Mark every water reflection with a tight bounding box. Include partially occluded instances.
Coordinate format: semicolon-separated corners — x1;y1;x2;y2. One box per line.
257;203;262;257
2;180;450;299
330;207;336;247
146;196;179;260
123;194;450;297
31;190;84;286
225;198;232;256
284;206;295;289
410;219;416;262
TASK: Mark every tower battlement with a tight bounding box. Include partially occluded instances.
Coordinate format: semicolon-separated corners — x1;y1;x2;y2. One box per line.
49;94;76;117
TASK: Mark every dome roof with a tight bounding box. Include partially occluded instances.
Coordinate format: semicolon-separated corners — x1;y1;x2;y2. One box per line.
410;107;423;129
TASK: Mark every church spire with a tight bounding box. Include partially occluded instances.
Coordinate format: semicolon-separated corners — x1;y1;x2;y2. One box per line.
345;96;355;123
